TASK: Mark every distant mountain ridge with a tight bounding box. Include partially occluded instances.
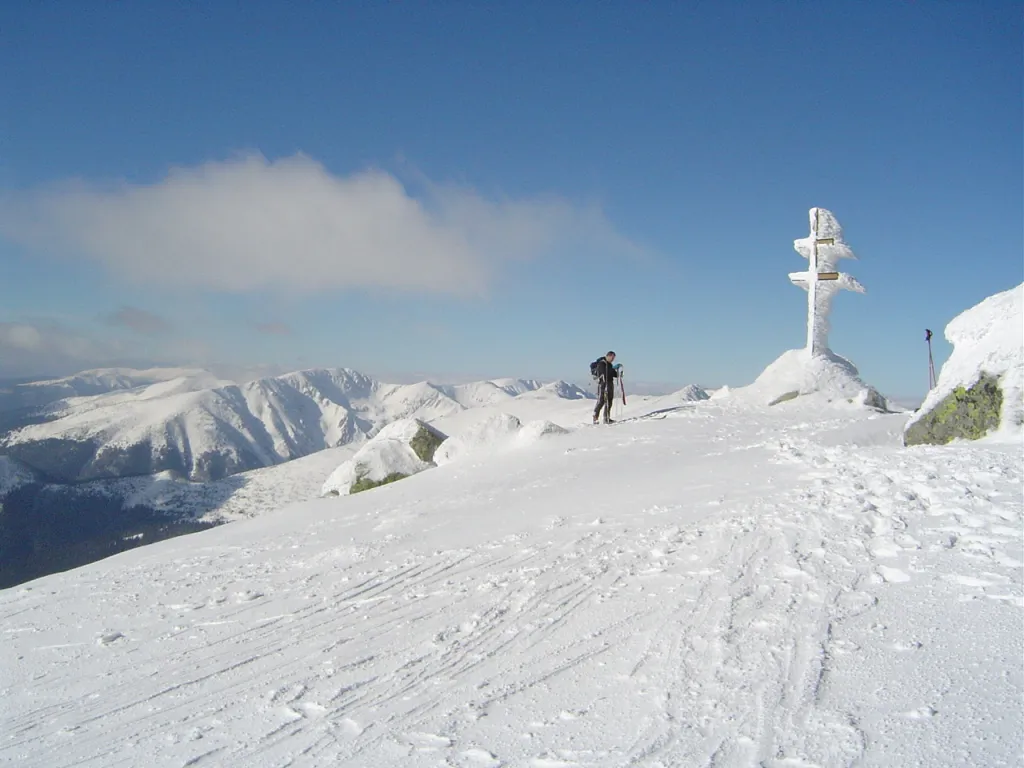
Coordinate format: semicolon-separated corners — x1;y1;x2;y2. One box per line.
0;367;229;413
0;367;587;483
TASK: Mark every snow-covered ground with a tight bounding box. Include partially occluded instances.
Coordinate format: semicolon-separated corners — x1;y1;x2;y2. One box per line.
2;396;1020;767
90;445;362;523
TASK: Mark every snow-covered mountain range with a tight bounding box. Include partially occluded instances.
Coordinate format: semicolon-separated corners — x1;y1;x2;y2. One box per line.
0;367;230;412
0;368;591;483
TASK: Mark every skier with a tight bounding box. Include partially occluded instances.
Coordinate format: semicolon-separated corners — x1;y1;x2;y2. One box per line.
592;351;621;424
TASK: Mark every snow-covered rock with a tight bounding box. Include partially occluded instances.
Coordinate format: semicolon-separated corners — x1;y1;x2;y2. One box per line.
517;418;570;442
905;283;1023;445
434;413;568;466
723;348;887;410
320;419;447;496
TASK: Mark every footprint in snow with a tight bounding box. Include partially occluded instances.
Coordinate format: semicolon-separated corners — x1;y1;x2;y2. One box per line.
531;756;579;768
97;631;125;646
868;540;902;559
404;732;453;750
292;702;327;719
901;705;938;719
336;717;363;737
875;565;911;583
461;747;500;766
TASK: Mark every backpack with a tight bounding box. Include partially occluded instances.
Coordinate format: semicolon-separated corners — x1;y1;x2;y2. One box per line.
590;358;603;380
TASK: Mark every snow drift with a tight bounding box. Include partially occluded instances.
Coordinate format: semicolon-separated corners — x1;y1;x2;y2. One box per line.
722;348;887;410
434;412;569;466
905;283;1023;445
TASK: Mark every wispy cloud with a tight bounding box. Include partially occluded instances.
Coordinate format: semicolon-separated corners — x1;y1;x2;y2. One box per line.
102;305;171;335
0;321;130;377
0;152;644;298
253;321;292;336
0;318;218;379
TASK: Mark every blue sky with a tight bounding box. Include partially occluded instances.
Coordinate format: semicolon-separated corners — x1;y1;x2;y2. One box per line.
1;2;1020;398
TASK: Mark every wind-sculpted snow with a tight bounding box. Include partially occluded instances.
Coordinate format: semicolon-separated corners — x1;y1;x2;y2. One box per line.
434;413;568;466
2;401;1019;767
723;347;888;410
0;369;559;483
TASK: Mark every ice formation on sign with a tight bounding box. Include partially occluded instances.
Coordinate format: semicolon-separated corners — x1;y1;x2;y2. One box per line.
789;207;865;357
718;208;884;409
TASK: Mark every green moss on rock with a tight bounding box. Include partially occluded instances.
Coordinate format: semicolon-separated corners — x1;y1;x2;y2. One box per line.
350;471;409;494
409;423;446;463
904;372;1004;446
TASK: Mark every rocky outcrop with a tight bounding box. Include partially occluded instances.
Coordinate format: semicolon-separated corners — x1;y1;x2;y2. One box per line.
904;283;1022;446
904;374;1003;446
321;419;448;496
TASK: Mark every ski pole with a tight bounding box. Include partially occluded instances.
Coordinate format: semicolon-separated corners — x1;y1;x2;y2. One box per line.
925;329;936;390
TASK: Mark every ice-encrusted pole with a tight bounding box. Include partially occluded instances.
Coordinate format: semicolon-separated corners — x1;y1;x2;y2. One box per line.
788;207;865;357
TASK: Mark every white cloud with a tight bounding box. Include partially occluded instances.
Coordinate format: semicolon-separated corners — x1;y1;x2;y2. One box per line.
0;320;215;379
5;324;43;350
0;153;642;298
102;305;172;335
0;321;130;377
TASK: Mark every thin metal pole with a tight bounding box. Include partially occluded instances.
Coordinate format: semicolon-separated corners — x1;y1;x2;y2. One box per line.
926;329;936;389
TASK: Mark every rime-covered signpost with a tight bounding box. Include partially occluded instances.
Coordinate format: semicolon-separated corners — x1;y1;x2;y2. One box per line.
788;207;865;357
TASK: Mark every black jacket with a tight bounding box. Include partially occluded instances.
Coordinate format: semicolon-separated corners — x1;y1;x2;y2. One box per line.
594;358;618;387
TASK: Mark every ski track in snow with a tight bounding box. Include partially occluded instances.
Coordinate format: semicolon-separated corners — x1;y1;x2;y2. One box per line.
1;404;1020;767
